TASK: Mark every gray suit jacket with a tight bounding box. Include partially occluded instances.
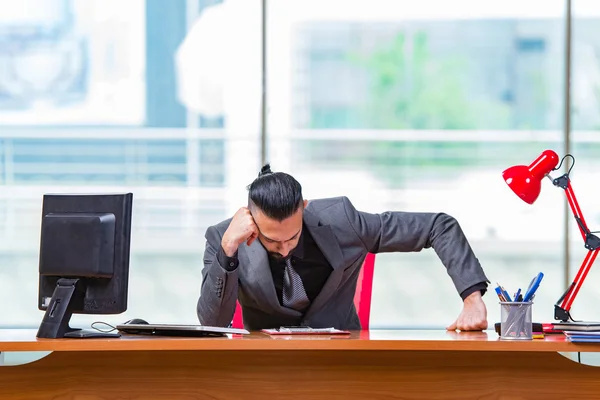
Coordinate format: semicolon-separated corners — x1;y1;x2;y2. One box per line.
197;196;489;330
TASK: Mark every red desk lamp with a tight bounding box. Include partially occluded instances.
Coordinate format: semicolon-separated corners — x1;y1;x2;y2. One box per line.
503;149;600;322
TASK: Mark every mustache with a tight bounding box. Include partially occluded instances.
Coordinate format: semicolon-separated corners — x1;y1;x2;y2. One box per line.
268;251;286;260
268;248;297;260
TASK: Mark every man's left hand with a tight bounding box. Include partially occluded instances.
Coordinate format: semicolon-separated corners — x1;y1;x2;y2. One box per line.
446;291;488;331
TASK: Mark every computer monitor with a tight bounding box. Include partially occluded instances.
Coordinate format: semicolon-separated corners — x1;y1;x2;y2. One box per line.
36;193;133;339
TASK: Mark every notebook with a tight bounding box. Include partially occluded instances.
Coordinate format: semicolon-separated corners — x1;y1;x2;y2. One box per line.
552;322;600;332
564;330;600;341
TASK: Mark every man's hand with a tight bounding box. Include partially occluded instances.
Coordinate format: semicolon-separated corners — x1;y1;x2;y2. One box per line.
221;207;259;256
446;291;488;331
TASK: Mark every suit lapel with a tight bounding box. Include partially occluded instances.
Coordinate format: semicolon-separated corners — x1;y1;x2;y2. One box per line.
240;208;347;320
240;239;301;317
302;209;346;320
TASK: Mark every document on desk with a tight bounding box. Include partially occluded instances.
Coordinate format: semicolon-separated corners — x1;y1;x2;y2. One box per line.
261;326;351;335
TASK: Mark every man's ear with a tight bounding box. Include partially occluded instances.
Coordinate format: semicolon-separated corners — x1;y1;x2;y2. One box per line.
303;199;308;208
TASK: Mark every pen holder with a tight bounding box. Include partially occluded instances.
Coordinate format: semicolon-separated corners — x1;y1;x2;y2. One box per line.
499;301;533;340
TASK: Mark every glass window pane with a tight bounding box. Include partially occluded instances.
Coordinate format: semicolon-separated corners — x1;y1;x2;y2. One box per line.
569;0;600;323
268;0;566;328
0;0;262;328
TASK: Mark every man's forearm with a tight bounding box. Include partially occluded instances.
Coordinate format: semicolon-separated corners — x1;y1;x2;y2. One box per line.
428;213;490;296
197;245;240;327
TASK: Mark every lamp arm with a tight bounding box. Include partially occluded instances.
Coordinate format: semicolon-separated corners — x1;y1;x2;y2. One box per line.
551;174;600;321
551;174;589;238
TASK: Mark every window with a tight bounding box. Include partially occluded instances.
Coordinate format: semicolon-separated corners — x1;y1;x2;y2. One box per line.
0;0;262;327
4;0;598;331
569;0;600;322
267;0;566;327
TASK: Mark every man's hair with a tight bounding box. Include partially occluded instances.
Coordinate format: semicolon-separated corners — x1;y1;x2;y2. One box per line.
247;164;303;221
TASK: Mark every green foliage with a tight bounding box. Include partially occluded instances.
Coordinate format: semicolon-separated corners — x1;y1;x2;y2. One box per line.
349;31;510;130
304;30;557;188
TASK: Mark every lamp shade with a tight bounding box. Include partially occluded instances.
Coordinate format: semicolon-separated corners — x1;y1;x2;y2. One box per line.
502;149;560;204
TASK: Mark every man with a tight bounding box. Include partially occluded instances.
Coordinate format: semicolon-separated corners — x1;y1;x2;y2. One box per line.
197;164;490;331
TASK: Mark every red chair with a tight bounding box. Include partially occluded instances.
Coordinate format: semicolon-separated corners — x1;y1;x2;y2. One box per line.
231;253;376;329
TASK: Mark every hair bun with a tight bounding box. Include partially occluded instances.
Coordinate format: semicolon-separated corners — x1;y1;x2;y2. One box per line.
259;163;272;177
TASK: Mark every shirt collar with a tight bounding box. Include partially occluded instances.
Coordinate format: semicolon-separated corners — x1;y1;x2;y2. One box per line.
290;224;306;259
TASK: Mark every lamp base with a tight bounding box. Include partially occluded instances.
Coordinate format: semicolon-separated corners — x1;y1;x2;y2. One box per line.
554;304;572;322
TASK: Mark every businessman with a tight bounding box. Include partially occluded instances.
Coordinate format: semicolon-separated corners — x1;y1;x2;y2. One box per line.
197;165;490;331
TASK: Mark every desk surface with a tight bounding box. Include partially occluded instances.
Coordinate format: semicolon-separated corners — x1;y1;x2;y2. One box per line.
0;329;597;352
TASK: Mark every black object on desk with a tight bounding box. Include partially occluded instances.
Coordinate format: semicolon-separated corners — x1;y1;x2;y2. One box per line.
116;323;249;337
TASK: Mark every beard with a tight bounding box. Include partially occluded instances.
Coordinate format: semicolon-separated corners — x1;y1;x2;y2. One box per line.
268;251;286;260
268;247;297;261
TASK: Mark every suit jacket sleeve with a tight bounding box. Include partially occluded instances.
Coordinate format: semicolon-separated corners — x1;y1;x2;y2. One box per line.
196;225;240;327
341;196;490;296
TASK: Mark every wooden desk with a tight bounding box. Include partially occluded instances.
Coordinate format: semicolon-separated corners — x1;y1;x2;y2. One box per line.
0;329;599;399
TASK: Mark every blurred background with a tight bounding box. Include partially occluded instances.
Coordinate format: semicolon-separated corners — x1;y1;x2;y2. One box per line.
1;0;599;330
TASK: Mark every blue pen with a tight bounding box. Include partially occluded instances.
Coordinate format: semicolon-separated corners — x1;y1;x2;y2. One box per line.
514;288;521;302
523;272;544;302
497;282;512;302
494;286;506;301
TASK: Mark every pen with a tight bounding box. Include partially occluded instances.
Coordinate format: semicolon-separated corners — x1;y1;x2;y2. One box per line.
523;272;544;302
495;286;507;302
497;282;512;302
514;288;521;302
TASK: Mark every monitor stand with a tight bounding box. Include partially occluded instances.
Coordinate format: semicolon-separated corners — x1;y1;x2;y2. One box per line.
37;278;120;339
